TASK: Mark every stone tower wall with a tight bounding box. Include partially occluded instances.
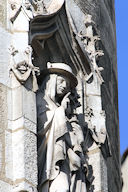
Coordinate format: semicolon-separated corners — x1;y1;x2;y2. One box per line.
0;1;121;192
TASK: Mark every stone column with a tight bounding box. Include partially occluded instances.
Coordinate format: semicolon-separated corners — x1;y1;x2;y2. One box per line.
0;0;38;191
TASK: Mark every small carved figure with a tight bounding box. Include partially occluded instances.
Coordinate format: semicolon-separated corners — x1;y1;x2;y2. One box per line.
10;46;40;92
37;62;87;192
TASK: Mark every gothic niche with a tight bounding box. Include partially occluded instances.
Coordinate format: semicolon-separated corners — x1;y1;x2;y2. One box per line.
27;0;111;191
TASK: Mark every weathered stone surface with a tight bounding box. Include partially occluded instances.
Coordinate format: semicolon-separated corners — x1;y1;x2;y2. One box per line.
0;0;7;27
88;150;108;192
0;1;121;192
74;1;121;191
10;72;21;89
8;86;23;121
5;131;13;180
122;151;128;192
0;84;7;134
0;180;11;192
8;85;36;123
5;129;37;185
24;129;37;186
0;1;38;191
12;10;29;32
12;181;37;192
12;32;28;51
8;117;36;134
0;180;37;192
86;80;101;96
87;95;102;112
23;87;37;124
0;27;11;86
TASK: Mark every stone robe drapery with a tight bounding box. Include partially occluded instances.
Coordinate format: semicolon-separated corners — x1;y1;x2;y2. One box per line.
37;74;87;192
37;92;68;191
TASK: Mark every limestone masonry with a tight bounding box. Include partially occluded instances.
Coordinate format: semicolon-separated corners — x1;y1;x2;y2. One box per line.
0;0;121;192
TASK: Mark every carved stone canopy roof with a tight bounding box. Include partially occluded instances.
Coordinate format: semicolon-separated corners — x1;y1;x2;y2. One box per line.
29;2;92;79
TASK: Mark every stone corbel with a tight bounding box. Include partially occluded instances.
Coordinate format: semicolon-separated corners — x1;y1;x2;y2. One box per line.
9;45;40;92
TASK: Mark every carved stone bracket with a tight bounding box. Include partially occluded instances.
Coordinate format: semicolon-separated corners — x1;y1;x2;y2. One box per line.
9;45;40;92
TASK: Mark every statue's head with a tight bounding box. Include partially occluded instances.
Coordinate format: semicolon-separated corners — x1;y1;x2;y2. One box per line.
39;62;77;100
56;74;70;97
39;62;77;85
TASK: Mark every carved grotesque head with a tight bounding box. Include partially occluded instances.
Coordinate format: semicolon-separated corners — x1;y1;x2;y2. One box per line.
16;62;29;74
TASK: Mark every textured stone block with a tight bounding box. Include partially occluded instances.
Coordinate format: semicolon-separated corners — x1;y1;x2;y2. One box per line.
13;10;29;32
8;117;24;132
86;80;101;96
24;118;36;134
0;180;37;192
0;84;7;133
10;72;21;89
8;85;36;123
0;27;11;86
0;138;3;173
12;32;28;51
0;180;11;192
23;87;37;124
5;131;14;180
8;117;36;134
87;95;102;112
24;129;37;186
12;181;37;192
5;129;37;186
88;150;108;192
8;86;23;121
0;0;7;27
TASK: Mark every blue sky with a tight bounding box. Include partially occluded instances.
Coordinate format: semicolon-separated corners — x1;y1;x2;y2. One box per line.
115;0;128;155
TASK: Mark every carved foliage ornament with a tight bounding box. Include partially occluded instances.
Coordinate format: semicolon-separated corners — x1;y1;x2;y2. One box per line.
78;14;104;83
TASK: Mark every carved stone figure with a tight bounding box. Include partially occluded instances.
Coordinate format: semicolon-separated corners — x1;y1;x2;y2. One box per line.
37;62;87;192
10;45;40;92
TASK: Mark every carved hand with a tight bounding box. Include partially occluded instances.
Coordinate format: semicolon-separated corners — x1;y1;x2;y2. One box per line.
61;92;71;111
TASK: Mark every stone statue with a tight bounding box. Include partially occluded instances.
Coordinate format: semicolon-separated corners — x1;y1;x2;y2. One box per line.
37;62;87;192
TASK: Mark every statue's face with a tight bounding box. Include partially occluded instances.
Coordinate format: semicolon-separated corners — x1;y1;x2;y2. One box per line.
56;75;70;96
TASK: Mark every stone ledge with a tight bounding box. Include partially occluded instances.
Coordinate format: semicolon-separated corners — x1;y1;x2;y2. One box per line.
7;117;37;134
0;179;37;192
